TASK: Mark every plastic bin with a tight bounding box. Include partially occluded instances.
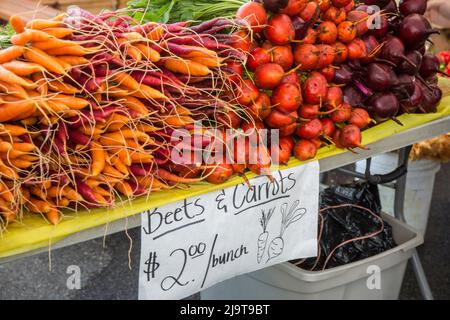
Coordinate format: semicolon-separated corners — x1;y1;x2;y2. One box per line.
201;214;423;300
356;152;441;234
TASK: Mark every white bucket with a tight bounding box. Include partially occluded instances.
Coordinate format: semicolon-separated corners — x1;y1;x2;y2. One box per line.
355;152;441;235
201;214;423;300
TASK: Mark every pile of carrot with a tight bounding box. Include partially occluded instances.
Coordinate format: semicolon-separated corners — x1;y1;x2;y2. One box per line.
0;9;249;228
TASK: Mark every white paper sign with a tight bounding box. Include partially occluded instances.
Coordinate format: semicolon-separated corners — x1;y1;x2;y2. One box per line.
138;161;319;300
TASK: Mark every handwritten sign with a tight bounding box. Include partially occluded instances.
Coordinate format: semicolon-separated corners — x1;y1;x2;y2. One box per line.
138;161;319;300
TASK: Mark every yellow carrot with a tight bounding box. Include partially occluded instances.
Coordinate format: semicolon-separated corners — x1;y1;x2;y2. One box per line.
164;57;212;76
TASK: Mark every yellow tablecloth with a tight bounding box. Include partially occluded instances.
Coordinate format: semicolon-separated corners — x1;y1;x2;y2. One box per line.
1;78;450;260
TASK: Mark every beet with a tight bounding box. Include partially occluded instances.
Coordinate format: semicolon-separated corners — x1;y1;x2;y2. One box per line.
361;34;380;63
333;64;353;84
371;92;400;120
399;0;427;15
419;53;445;78
379;36;416;66
366;62;398;91
383;0;398;14
292;16;308;40
343;85;365;106
360;0;390;6
401;80;422;112
397;50;422;75
368;14;389;38
420;84;442;113
262;0;289;12
395;74;415;96
398;14;438;49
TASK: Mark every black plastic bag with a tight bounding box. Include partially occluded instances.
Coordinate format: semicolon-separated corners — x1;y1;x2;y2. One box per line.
295;182;397;271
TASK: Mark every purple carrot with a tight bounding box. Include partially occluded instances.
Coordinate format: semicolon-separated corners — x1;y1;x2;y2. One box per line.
128;181;147;195
129;164;152;176
75;180;99;204
68;129;91;145
53;136;67;156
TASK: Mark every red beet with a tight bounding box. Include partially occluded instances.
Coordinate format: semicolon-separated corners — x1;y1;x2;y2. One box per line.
419;54;447;78
397;50;422;75
366;62;399;91
371;92;400;120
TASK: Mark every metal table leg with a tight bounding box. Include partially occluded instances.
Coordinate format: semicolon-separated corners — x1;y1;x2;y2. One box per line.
394;146;434;300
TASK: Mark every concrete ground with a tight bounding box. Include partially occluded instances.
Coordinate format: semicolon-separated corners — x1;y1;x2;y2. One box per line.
0;164;448;300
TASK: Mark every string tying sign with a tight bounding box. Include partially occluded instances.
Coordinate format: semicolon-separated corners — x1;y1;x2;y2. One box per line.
138;161;319;300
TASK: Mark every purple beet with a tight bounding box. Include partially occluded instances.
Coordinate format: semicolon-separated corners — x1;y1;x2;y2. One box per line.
395;74;415;95
420;84;442;113
401;80;423;112
371;92;400;120
366;62;399;91
419;53;447;78
292;16;308;40
399;0;427;15
343;85;366;106
398;14;439;49
397;50;422;75
380;35;417;67
360;0;390;6
383;0;398;14
361;35;380;63
368;14;389;39
334;64;353;85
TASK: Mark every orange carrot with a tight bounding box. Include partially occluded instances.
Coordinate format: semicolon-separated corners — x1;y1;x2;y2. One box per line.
56;55;89;65
102;164;124;178
136;176;169;190
1;60;45;76
46;45;98;56
26;19;62;30
164;57;212;76
105;113;129;131
147;25;164;41
0;124;28;136
0;46;24;64
47;80;79;94
11;30;54;46
45;208;61;225
51;93;90;109
0;65;36;88
32;38;77;51
0;80;29;99
0;99;36;122
41;27;74;38
112;71;167;100
12;142;35;152
0;158;18;179
91;141;105;176
110;155;129;175
24;47;66;74
9;158;34;169
164;115;194;126
115;181;133;197
9;15;25;33
119;96;150;116
190;56;223;68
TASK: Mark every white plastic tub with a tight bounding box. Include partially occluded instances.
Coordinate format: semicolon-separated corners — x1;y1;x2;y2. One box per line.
355;152;441;234
201;214;423;300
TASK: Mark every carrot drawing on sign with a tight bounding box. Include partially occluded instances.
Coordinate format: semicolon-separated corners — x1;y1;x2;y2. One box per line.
257;208;275;263
267;200;306;262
